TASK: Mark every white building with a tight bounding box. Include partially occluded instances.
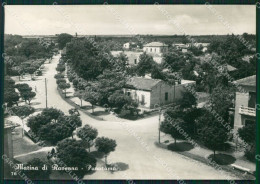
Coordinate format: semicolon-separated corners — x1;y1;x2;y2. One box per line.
143;42;168;54
124;77;196;109
233;75;256;132
123;43;130;49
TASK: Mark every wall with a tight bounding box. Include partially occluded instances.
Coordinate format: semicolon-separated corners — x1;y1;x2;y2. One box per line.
124;88;151;108
150;82;193;109
234;91;249;131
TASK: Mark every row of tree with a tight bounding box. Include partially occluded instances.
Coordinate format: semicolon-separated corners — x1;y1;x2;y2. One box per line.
4;77;36;107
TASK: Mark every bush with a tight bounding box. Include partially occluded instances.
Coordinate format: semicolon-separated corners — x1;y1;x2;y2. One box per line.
54;73;64;79
56;79;66;85
68;73;76;82
245;146;255;162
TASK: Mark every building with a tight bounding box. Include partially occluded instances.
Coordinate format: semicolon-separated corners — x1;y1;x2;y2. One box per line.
143;42;168;54
233;75;256;131
111;51;142;65
124;77;196;109
123;42;137;50
173;43;189;50
123;43;131;49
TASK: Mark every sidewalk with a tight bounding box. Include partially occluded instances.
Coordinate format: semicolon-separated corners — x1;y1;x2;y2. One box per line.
159;134;255;180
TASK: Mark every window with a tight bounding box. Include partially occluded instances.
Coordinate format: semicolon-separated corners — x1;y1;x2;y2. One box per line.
134;59;137;64
127;92;131;96
165;92;168;101
248;92;256;108
150;48;152;52
155;48;156;52
141;95;145;105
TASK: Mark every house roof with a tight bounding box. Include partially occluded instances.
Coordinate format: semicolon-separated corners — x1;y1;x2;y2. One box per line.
125;77;161;91
4;119;20;129
144;42;167;47
234;75;256;87
226;64;237;72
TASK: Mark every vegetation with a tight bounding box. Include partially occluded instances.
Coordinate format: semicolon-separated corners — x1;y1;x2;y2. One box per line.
77;124;98;152
56;139;96;178
24;158;51;179
95;137;117;165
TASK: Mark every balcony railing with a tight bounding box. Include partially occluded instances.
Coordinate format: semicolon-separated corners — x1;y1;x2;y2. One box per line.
239;106;256;116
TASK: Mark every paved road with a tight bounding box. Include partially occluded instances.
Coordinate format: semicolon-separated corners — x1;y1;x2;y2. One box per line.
15;53;238;180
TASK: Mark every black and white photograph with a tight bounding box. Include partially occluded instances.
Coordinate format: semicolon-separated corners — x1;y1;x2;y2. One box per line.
2;3;258;182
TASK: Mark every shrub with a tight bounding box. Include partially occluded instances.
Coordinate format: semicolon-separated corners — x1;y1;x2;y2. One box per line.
56;79;66;85
54;73;65;79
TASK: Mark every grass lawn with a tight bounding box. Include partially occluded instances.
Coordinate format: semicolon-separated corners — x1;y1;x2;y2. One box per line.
13;128;41;156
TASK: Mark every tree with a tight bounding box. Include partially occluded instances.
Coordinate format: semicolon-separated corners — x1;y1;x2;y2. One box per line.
27;114;50;135
38;122;73;145
58;115;82;138
56;65;65;73
108;90;133;110
196;110;229;158
10;105;35;137
24;158;51;179
58;82;71;97
95;137;117;165
162;52;186;72
20;91;36;105
238;123;255;146
160;117;186;146
57;33;73;49
27;66;37;80
208;85;235;122
27;108;64;135
56;78;66;85
74;90;84;107
179;90;197;109
4;89;20;107
15;83;32;93
54;73;65;79
96;69;126;105
83;88;101;113
238;122;256;161
41;107;64;123
136;52;156;76
118;100;139;119
151;65;166;80
56;139;96;178
77;125;98;152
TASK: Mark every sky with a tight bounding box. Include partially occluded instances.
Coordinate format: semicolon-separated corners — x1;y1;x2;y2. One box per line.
4;5;256;36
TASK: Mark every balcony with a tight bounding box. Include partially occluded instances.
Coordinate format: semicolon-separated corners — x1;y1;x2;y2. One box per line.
239;106;256;116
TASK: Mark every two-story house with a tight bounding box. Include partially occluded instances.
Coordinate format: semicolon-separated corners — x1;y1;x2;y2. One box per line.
143;42;168;54
233;75;256;131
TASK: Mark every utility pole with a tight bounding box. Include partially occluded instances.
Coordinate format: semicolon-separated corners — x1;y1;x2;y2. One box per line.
158;83;162;144
45;78;48;108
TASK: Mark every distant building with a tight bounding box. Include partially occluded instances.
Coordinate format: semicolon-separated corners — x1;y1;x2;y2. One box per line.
124;77;196;109
111;51;142;65
123;43;131;49
182;48;188;53
123;42;137;50
143;42;168;54
233;75;256;131
172;43;189;49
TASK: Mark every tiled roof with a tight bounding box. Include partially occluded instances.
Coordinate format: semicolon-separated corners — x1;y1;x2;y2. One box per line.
125;77;161;91
226;64;237;72
234;75;256;87
144;42;167;47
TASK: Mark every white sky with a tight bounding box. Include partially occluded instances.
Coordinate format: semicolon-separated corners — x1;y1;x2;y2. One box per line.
4;5;256;35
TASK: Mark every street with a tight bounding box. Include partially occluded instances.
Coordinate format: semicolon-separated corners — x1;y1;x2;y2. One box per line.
12;53;238;180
